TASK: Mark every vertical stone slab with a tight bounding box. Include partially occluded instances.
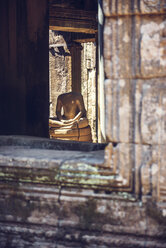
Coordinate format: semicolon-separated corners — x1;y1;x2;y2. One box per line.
70;43;82;93
138;79;166;145
0;0;49;137
105;79;133;143
104;141;164;202
105;78;166;144
104;16;140;79
81;42;97;142
104;9;166;79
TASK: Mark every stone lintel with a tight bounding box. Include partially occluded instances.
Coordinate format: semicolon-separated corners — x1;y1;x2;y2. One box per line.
49;8;97;33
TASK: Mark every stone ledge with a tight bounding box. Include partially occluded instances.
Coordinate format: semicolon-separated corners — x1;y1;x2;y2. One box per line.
0;136;166;246
0;135;107;151
0;136;165;201
0;144;127;191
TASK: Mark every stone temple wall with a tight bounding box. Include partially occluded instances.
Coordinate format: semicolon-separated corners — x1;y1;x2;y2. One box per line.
81;42;97;142
103;0;166;202
1;1;166;247
49;30;72;118
0;136;166;248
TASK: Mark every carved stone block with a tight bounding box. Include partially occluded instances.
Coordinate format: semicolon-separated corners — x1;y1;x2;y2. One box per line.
103;0;166;16
104;143;149;194
104;16;136;79
104;16;166;79
134;144;159;198
137;78;166;145
134;143;166;202
139;16;166;78
105;79;133;143
104;142;164;202
105;78;166;145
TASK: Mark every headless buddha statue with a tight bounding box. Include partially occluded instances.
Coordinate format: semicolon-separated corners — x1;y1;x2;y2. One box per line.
49;92;92;142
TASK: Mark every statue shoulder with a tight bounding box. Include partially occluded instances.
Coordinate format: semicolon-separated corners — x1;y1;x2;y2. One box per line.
58;92;83;103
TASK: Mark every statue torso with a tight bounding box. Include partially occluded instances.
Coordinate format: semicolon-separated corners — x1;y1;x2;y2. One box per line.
59;92;81;119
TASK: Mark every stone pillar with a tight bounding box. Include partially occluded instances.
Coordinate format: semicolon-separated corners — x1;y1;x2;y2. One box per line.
70;42;82;93
103;0;166;202
81;42;97;142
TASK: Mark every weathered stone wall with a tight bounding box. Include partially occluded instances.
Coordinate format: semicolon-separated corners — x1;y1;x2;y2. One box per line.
103;0;166;203
81;42;97;142
0;0;166;247
49;30;72;117
0;137;166;248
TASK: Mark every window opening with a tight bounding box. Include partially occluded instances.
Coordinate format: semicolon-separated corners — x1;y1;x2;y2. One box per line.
49;0;105;144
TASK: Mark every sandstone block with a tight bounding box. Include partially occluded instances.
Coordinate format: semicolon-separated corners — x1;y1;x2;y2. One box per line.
103;0;166;16
139;16;166;78
105;78;166;145
104;16;135;79
137;78;166;145
104;142;164;201
104;16;166;79
105;79;132;143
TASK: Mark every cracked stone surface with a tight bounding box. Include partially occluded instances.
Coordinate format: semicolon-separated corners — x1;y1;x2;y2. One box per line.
0;146;105;165
0;136;166;247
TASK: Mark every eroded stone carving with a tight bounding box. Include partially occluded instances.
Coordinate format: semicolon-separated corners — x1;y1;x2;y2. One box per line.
103;0;166;16
143;0;160;11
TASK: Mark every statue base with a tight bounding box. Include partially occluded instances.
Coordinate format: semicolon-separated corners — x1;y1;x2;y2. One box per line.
49;118;92;142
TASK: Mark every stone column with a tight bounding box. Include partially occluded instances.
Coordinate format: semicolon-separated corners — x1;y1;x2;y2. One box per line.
103;0;166;202
70;42;83;93
81;42;97;142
